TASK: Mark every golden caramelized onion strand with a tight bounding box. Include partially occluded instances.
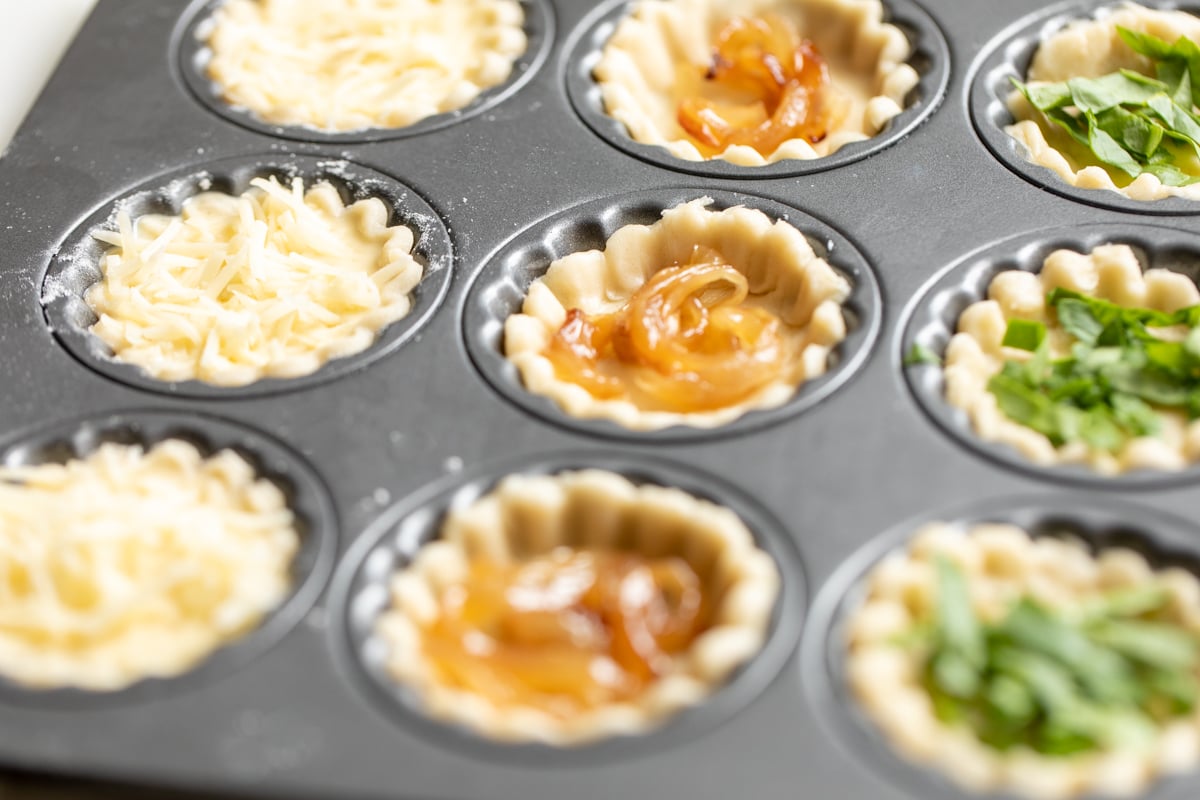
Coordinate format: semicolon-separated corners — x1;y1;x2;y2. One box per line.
544;246;790;413
420;549;707;715
677;15;849;158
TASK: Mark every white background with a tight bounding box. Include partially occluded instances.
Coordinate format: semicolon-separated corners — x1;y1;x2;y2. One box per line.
0;1;101;151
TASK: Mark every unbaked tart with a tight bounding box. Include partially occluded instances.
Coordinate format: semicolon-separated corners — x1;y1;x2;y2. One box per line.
374;470;779;744
943;244;1200;475
1006;4;1200;201
595;0;919;165
848;522;1200;798
504;198;851;431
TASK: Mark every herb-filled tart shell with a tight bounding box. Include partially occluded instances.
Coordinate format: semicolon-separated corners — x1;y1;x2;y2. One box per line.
943;244;1200;475
847;522;1200;799
1006;5;1200;201
374;469;779;744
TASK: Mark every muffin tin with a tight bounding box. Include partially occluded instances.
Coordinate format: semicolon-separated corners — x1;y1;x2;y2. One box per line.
2;0;1200;798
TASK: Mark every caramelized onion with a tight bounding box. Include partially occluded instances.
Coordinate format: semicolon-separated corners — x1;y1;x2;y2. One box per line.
677;14;849;158
544;246;790;413
420;548;707;714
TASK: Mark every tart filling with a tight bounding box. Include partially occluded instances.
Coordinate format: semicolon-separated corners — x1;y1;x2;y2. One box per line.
847;522;1200;799
0;441;299;691
86;176;423;387
503;198;851;431
1005;5;1200;201
203;0;527;132
943;244;1200;475
374;470;779;744
595;0;919;165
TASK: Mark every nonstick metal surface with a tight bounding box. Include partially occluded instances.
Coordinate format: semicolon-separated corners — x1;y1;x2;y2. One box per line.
2;1;1199;798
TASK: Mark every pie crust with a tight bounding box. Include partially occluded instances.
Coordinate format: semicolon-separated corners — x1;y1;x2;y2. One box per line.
374;469;779;744
943;244;1200;475
503;198;851;431
87;176;423;387
594;0;919;165
1005;4;1200;202
203;0;527;132
847;522;1200;799
0;440;298;691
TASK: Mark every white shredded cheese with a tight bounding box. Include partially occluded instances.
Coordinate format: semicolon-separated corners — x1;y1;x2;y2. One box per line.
86;176;423;386
0;441;300;690
203;0;528;131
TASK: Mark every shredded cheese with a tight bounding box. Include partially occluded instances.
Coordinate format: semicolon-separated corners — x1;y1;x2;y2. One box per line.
203;0;528;131
86;176;423;386
0;441;299;690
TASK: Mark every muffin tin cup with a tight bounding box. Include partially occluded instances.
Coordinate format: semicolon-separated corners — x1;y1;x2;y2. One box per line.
801;494;1200;800
41;153;454;399
969;0;1200;216
564;0;951;179
901;222;1200;489
173;0;557;144
326;451;806;765
461;187;882;442
0;409;339;710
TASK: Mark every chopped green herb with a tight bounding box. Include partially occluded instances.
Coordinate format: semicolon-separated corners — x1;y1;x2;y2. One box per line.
1013;27;1200;186
984;288;1200;452
904;342;942;366
1001;319;1046;351
906;560;1200;756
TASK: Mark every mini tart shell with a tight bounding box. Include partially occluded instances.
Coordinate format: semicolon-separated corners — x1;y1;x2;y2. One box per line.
594;0;919;165
374;469;780;745
847;522;1200;800
86;180;423;387
204;0;528;132
503;198;851;431
944;243;1200;475
1005;5;1200;202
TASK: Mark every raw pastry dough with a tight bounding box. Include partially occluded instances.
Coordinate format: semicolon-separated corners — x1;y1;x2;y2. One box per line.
87;176;423;387
375;470;779;744
1006;4;1200;201
847;522;1200;799
203;0;527;131
595;0;919;165
504;198;851;431
0;441;299;691
943;244;1200;475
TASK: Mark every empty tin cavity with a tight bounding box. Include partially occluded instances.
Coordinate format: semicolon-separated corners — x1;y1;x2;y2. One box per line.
0;409;338;708
563;0;949;178
801;495;1200;800
461;188;881;441
42;154;453;399
173;0;556;143
969;0;1200;215
903;223;1200;487
327;453;805;761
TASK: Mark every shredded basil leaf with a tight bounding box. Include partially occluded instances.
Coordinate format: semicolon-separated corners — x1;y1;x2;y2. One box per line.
1012;27;1200;186
904;559;1200;756
985;290;1200;451
904;342;942;366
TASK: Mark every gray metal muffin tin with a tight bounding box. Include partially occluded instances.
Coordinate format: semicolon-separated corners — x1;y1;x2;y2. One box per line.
1;0;1200;798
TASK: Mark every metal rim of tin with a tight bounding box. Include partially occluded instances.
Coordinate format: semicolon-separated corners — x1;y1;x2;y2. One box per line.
460;187;883;443
562;0;951;180
901;222;1200;489
171;0;557;144
0;409;339;709
41;153;455;400
800;493;1200;800
969;0;1200;216
326;451;806;765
